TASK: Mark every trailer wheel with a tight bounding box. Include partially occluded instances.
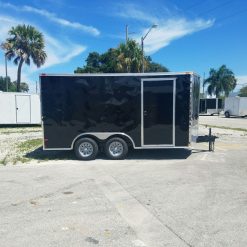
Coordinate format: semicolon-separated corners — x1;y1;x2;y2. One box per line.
224;111;230;118
105;137;128;160
74;138;98;160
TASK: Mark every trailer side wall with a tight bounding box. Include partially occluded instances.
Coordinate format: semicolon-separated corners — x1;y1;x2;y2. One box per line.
41;74;193;149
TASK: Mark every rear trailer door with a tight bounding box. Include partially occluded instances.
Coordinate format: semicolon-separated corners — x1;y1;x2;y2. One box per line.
141;78;176;147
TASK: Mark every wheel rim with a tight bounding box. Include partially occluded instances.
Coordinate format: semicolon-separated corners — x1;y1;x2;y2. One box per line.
109;141;124;157
79;142;94;157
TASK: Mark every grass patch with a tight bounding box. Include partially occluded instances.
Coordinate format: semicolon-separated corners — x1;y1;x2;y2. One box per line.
6;138;42;165
0;127;42;135
201;124;247;132
0;156;7;166
1;129;41;135
1;137;74;165
18;138;43;153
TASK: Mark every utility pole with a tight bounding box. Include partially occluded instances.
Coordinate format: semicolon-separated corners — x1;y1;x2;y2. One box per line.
203;72;205;97
125;25;128;44
5;54;8;92
141;37;144;73
141;24;158;73
36;81;38;94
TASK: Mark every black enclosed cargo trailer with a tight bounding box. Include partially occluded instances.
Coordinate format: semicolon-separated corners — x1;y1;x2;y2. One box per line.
199;98;223;115
40;72;200;160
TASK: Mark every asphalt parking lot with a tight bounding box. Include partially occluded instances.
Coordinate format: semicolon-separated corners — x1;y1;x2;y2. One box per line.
199;114;247;130
0;116;247;247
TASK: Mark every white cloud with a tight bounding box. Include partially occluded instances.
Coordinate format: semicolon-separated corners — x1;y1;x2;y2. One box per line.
0;2;100;36
0;15;20;41
116;3;214;54
116;3;158;23
139;18;214;54
35;33;86;70
0;15;86;92
236;76;247;85
0;63;30;83
236;75;247;91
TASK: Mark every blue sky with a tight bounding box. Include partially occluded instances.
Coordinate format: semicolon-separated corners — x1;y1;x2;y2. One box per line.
0;0;246;92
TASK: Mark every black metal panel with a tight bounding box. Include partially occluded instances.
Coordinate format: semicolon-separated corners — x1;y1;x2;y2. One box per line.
206;98;217;109
199;99;206;113
200;98;223;113
174;74;192;146
40;74;193;149
191;75;200;142
218;98;223;109
143;80;174;145
41;76;141;148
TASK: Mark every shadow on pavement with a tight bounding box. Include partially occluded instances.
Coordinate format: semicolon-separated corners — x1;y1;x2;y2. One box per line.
25;147;76;161
26;147;207;161
126;148;192;160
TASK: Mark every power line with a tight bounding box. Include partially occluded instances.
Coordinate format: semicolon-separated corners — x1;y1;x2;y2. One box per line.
216;7;247;23
193;0;247;26
198;0;234;16
186;0;211;10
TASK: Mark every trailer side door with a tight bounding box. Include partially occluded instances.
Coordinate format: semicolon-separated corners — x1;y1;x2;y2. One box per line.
141;78;176;147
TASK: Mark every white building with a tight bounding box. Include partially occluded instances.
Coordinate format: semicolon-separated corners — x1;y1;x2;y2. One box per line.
0;92;41;124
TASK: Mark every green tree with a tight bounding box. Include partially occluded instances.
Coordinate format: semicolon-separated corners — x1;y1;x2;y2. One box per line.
84;52;101;72
0;76;11;91
0;76;29;92
238;85;247;97
100;48;119;72
204;65;237;97
1;24;46;92
75;39;169;73
75;52;102;73
145;56;169;72
11;81;29;92
116;40;143;72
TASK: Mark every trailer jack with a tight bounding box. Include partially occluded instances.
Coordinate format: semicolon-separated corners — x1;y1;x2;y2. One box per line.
196;128;218;152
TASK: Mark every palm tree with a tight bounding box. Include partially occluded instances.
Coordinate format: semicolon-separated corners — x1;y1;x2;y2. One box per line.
1;24;46;92
116;40;143;72
204;65;237;97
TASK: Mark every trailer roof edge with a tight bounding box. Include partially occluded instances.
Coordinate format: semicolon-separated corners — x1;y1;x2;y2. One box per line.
39;72;200;77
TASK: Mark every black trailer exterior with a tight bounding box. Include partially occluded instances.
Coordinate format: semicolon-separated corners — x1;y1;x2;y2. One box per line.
40;72;200;159
199;98;223;115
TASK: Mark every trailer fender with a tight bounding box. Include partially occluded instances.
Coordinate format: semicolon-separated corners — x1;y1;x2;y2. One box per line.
71;132;136;149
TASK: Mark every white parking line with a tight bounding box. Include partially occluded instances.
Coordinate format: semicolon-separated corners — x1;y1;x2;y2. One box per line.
200;143;227;151
215;146;226;151
200;153;208;161
93;168;190;247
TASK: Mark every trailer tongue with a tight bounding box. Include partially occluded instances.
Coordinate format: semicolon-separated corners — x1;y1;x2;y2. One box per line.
196;128;218;152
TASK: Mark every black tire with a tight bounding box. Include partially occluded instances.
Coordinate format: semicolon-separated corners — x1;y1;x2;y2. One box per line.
74;137;98;160
104;137;128;160
225;111;230;118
